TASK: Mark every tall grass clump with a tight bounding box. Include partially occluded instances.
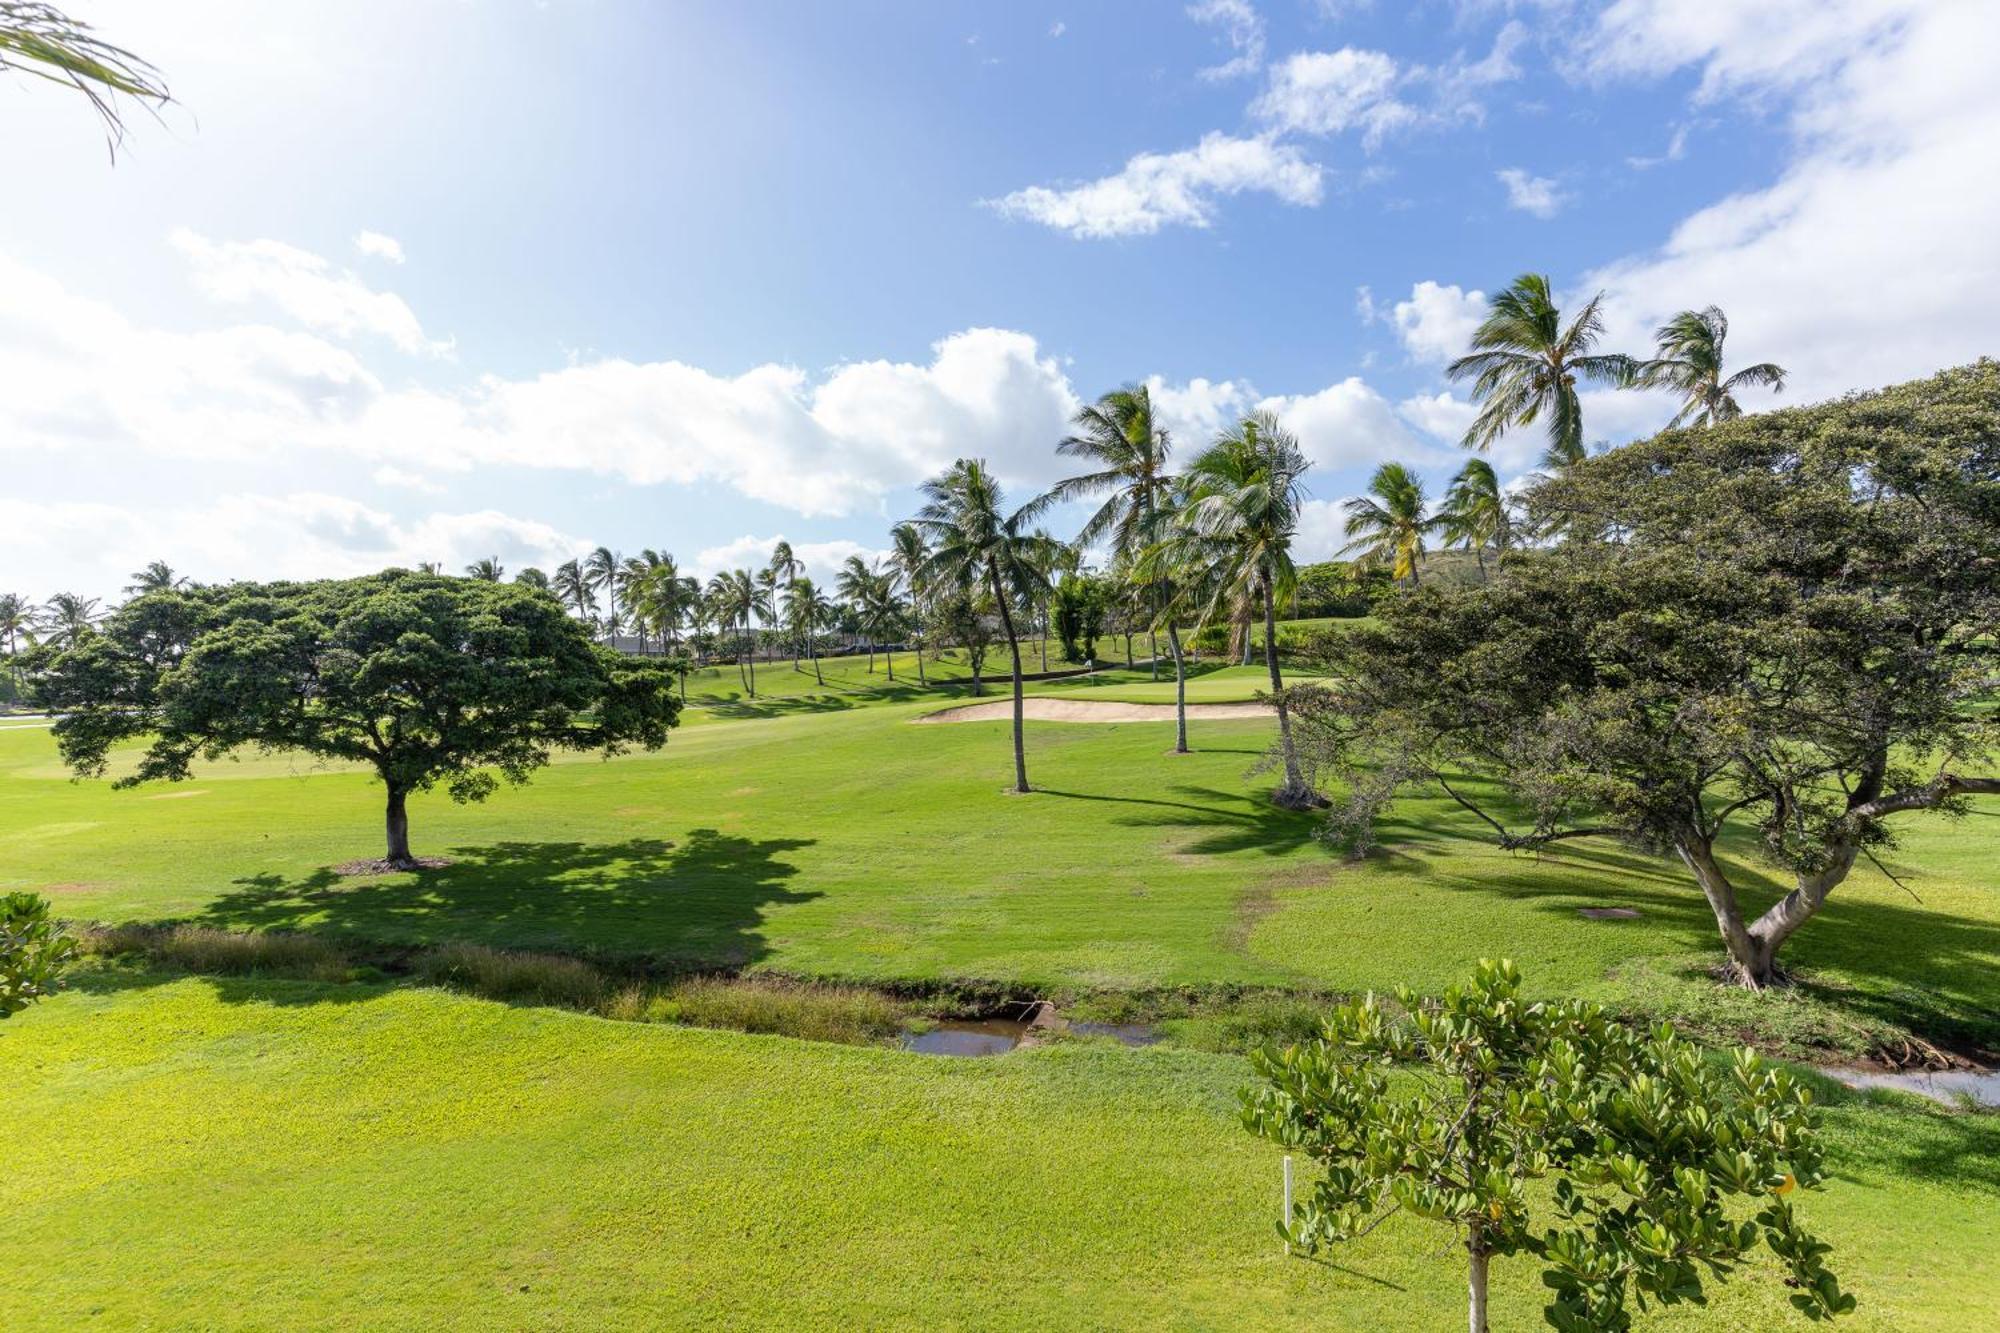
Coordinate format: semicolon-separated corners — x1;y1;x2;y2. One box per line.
85;924;350;982
608;976;907;1045
418;942;606;1009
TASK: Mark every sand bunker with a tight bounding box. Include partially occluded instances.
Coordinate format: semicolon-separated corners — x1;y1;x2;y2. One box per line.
915;698;1272;724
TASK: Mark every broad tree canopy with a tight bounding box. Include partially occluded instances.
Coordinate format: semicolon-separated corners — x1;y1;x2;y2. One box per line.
29;570;681;867
1294;361;2000;986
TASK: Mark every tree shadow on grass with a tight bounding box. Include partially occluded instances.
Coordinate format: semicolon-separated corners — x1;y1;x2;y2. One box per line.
1424;838;2000;1049
1037;783;1329;858
195;829;820;967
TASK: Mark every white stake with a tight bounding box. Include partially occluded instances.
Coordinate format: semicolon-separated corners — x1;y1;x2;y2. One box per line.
1282;1154;1294;1256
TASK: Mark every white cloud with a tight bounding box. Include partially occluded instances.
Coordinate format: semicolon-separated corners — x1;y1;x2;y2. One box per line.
692;535;887;583
1625;123;1689;169
1396;390;1477;444
1295;496;1363;563
1144;375;1255;449
372;463;443;494
0;247;1084;516
1577;0;2000;405
1252;48;1413;144
1049;21;1066;38
0;491;586;595
353;230;406;264
1386;280;1488;363
1258;376;1447;472
1496;167;1566;217
990;133;1323;238
171;230;448;356
1189;0;1266;82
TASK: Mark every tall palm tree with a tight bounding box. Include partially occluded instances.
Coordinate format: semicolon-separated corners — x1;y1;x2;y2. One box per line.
835;555;879;672
1438;458;1513;578
553;559;597;622
769;540;804;667
888;523;930;686
1048;384;1194;751
583;546;622;643
40;592;100;648
786;577;834;686
1633;306;1786;428
706;569;768;697
123;560;186;595
463;557;504;581
1448;273;1635;466
1176;411;1319;808
910;459;1051;794
1341;462;1443;586
858;570;905;683
0;592;34;658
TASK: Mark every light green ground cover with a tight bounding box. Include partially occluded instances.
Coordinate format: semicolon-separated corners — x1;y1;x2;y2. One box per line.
3;975;1994;1331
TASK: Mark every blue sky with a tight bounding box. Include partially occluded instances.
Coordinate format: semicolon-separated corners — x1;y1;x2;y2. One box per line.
2;0;1994;599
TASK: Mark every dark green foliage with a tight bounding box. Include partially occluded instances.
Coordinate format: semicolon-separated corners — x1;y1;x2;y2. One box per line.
1294;362;2000;984
1;891;76;1019
26;570;681;864
1051;571;1108;662
1243;960;1854;1331
1291;561;1387;619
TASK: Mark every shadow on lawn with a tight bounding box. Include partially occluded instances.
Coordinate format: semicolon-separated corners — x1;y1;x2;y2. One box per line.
1425;836;2000;1049
1038;783;1328;858
194;828;820;967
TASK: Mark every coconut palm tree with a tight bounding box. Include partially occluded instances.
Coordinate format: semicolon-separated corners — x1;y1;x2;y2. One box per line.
0;592;34;657
463;557;504;581
0;3;171;159
857;569;905;683
1633;306;1786;428
786;577;834;686
768;541;804;667
1048;383;1194;751
553;559;597;622
1341;463;1443;586
835;555;880;672
1176;411;1319;807
123;560;187;595
888;523;930;686
582;547;622;643
1448;273;1635;465
910;459;1051;794
40;592;100;648
1437;458;1514;577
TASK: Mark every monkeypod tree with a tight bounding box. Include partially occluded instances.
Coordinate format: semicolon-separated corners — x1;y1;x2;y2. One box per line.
1292;362;2000;986
29;571;681;869
1244;961;1853;1332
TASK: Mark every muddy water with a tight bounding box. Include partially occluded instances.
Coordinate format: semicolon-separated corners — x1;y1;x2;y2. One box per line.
901;1016;1164;1056
901;1020;1028;1056
1826;1066;2000;1107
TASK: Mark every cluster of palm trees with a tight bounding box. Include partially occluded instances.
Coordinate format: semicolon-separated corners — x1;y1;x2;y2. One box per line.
1339;276;1788;584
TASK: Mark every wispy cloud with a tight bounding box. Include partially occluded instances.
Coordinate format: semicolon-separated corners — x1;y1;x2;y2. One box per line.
1496;167;1566;217
989;133;1322;238
1189;0;1266;82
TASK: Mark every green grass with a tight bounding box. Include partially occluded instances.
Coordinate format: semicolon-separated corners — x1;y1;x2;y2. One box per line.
6;676;1999;1326
4;974;1994;1330
6;695;1994;1054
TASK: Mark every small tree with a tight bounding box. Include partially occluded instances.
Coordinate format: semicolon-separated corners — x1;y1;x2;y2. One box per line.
2;892;77;1019
28;571;681;870
1244;961;1853;1332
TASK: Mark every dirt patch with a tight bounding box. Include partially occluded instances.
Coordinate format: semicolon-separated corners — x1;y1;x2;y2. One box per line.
36;881;102;896
1578;906;1643;920
1225;882;1279;955
333;856;453;876
915;698;1272;724
143;789;210;800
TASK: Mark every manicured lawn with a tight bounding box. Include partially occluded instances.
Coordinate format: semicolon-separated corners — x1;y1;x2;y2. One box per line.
4;974;1994;1330
4;693;1996;1051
